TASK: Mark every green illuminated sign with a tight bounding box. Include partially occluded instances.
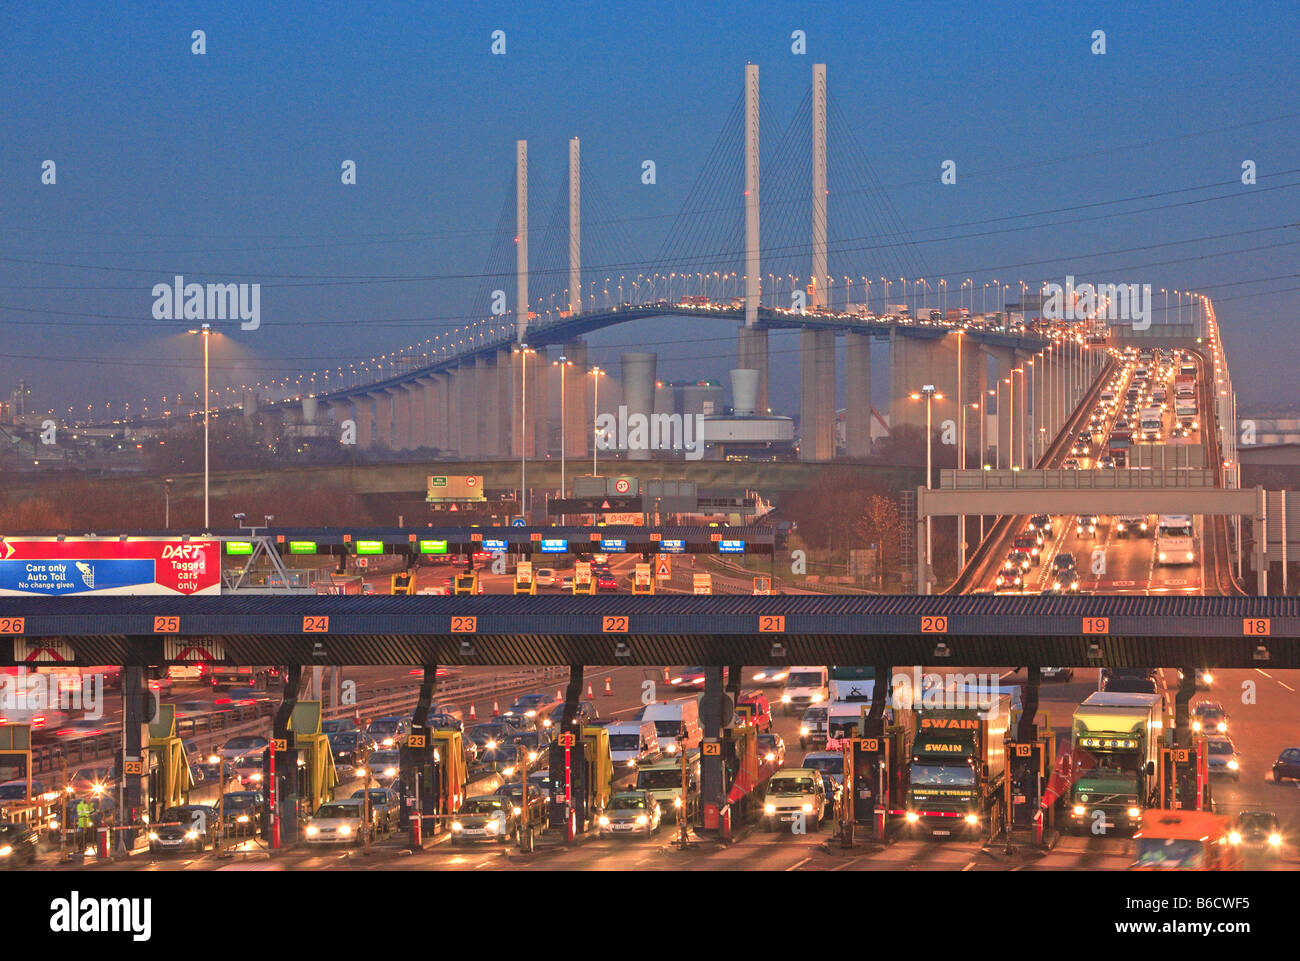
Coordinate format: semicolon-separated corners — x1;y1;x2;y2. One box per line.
419;540;449;554
356;540;384;555
288;541;318;554
225;541;254;555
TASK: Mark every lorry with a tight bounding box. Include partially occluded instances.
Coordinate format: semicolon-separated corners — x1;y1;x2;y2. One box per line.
642;699;700;754
1174;398;1198;429
903;693;1010;838
1069;691;1164;835
634;750;699;817
1131;809;1242;870
1106;429;1133;467
1139;406;1163;442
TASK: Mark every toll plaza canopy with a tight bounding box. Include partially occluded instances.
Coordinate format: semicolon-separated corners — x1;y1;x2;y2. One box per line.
0;594;1295;669
0;527;775;559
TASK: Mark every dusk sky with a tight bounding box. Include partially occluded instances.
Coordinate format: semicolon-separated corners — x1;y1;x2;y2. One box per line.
2;0;1296;419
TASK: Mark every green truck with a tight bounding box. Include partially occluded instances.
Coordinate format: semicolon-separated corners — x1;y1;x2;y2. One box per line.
1069;691;1164;835
904;693;1010;838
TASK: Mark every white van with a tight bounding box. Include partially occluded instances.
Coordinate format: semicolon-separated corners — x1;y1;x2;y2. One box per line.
606;721;660;771
780;665;828;716
641;699;700;755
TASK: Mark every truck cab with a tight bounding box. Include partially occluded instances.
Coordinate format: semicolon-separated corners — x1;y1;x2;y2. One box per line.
1155;514;1196;566
634;752;699;818
1070;691;1164;835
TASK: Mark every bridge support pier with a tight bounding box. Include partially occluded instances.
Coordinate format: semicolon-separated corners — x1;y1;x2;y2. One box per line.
455;363;476;458
393;387;412;451
700;666;725;832
355;397;373;449
474;355;502;457
845;332;872;458
374;391;394;450
799;328;836;461
737;328;769;414
121;662;149;848
563;340;589;461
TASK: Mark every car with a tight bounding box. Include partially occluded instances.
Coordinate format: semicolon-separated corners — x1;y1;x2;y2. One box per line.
591;553;609;565
149;804;218;854
1205;737;1241;781
1170;423;1187;438
360;749;402;786
671;667;708;688
1097;456;1116;469
231;755;266;789
1229;810;1283;857
801;751;844;790
1273;747;1300;784
466;722;514;750
1114;514;1149;537
305;799;374;846
1191;702;1229;735
326;731;377;769
995;569;1024;590
1070;441;1089;456
1011;535;1041;564
1052;552;1077;573
506;730;551;757
349;787;401;833
0;821;39;867
451;795;518;844
365;716;411;748
762;769;827;831
596;573;619;592
1039;667;1074;681
756;733;786;768
798;706;828;750
218;791;265;839
504;693;551;720
494;781;549;823
1075;516;1098;538
1003;550;1031;573
1062;457;1081;470
321;718;358;734
533;568;558;587
425;711;463;732
1028;515;1053;538
750;667;789;687
216;736;270;763
736;692;772;733
598;791;662;837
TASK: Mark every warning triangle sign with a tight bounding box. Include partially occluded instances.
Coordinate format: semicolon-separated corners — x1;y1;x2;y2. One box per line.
449;504;459;512
600;500;611;509
655;555;671;577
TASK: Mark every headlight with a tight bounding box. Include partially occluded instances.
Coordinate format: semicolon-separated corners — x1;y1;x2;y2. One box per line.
147;832;159;841
486;740;497;751
1268;833;1282;847
635;815;648;826
512;807;522;816
673;797;682;808
185;830;199;840
49;820;59;831
964;814;978;825
1073;805;1086;816
1227;759;1238;770
801;803;813;813
1158;552;1167;561
1217;722;1227;732
598;816;610;827
383;738;394;747
781;694;791;704
485;821;499;835
666;744;677;754
764;752;776;762
0;845;11;857
1127;807;1141;818
627;759;636;768
1202;673;1213;684
764;803;776;815
236;815;249;823
1187;552;1195;561
502;767;516;777
810;693;824;703
1192;721;1201;731
338;825;351;836
1228;831;1242;845
249;773;262;782
451;822;463;832
905;812;919;823
306;825;319;836
800;726;810;736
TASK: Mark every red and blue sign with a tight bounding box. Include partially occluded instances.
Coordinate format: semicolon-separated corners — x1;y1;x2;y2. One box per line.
0;538;220;597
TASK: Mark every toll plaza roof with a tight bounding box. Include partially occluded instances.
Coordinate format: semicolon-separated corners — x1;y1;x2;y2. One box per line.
0;594;1296;669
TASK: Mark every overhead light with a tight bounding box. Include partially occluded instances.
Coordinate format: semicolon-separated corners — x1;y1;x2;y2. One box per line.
1253;644;1270;662
770;642;786;659
1087;643;1103;660
933;642;951;659
614;641;632;659
311;641;327;659
459;639;476;657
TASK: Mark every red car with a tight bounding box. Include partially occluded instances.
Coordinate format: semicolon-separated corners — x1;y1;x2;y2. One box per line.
596;573;619;592
736;693;772;733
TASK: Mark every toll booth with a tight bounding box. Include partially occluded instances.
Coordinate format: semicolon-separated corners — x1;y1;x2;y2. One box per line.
0;724;35;825
1005;730;1055;843
398;726;468;840
513;561;536;595
453;570;478;595
714;723;767;831
547;726;612;835
147;704;193;821
1158;738;1210;811
391;570;414;595
631;562;654;595
844;723;909;842
752;575;772;595
288;701;338;817
581;725;613;817
572;561;595;595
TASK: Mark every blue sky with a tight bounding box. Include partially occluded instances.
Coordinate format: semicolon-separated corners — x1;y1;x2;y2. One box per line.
1;0;1296;418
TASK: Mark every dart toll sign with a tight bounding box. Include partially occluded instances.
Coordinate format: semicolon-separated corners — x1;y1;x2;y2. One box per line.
0;537;221;596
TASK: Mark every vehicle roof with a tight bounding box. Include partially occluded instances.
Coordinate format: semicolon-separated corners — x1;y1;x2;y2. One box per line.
1081;691;1163;707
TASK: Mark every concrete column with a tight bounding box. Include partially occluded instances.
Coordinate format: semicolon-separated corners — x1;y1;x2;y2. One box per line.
328;401;351;444
456;364;476;458
563;341;589;460
889;326;910;434
406;383;427;450
476;354;501;457
497;348;512;458
356;395;373;449
621;351;657;461
892;334;958;433
375;391;394;450
737;327;769;414
392;387;411;451
799;328;835;461
423;377;441;450
532;348;550;457
845;331;872;458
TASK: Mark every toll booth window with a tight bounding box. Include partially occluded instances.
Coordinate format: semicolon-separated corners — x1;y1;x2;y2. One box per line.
909;764;976;787
769;777;816;794
0;782;35;801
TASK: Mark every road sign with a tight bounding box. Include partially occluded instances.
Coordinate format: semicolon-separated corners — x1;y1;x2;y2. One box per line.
123;760;145;776
163;638;226;662
633;563;653;594
548;496;642;514
614;478;631;494
426;475;486;502
692;573;712;595
701;740;721;756
752;576;772;595
13;638;74;662
0;537;220;596
511;518;526;527
655;555;671;578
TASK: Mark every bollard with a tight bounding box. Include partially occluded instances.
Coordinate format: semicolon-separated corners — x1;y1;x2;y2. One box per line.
410;812;423;848
97;827;111;860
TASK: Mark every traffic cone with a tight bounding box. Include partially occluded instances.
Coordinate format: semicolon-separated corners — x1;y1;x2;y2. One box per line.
604;676;613;696
663;667;670;682
556;689;563;702
586;682;594;698
492;698;500;716
468;702;477;720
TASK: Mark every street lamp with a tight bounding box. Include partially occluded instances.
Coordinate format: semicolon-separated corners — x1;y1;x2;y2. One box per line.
186;323;213;529
554;355;573;521
590;367;605;476
910;385;943;592
164;478;174;529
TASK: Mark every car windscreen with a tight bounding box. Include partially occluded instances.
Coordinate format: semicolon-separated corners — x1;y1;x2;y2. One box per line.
802;756;842;774
651;721;682;737
785;672;823;687
611;796;647;810
1207;741;1233;755
315;804;359;819
910;763;976;787
223;737;265;750
609;735;641;750
461;799;504;814
636;770;683;790
367;720;399;735
768;777;815;794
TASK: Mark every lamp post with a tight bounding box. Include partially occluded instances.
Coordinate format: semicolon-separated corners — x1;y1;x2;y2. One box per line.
164;477;173;529
911;385;943;593
555;355;572;523
186;324;213;529
590;367;604;476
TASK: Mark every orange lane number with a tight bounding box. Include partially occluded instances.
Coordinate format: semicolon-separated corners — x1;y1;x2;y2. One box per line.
153;616;180;633
758;615;785;633
1082;617;1109;634
1243;618;1270;636
920;616;947;633
303;616;329;633
450;616;477;633
602;616;629;633
0;617;25;634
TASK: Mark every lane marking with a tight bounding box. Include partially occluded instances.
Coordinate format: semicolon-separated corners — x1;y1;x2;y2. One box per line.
785;856;812;871
829;856;861;871
961;860;976;871
1279;681;1296;693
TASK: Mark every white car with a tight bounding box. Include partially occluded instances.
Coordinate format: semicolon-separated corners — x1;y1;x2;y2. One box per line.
304;799;374;846
762;769;827;831
598;791;662;836
533;568;557;587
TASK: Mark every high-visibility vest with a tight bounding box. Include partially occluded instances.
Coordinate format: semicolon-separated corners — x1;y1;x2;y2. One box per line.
76;802;93;828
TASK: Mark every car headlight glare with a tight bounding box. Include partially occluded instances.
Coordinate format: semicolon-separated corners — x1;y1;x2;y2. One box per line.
1227;759;1238;770
800;726;810;736
598;816;610;826
764;803;776;815
451;821;463;832
0;845;11;857
185;830;199;840
673;797;682;808
635;815;648;826
1073;805;1086;816
964;814;978;825
306;825;319;836
781;695;791;703
147;832;159;841
384;768;397;777
1127;807;1141;818
1268;833;1282;847
1228;831;1242;845
338;825;351;836
905;811;919;823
